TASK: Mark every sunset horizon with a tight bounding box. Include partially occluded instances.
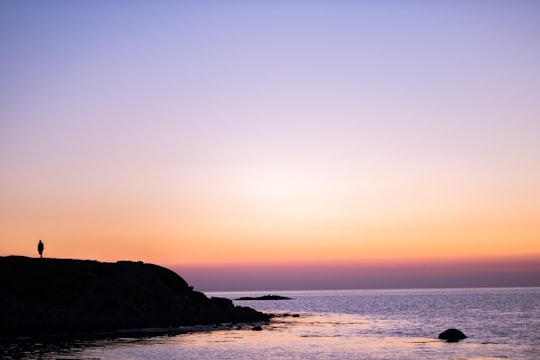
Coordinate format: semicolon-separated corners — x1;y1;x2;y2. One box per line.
2;1;539;293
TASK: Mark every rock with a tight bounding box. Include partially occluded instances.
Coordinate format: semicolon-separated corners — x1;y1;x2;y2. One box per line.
235;295;292;300
0;256;270;337
252;325;263;331
438;328;467;342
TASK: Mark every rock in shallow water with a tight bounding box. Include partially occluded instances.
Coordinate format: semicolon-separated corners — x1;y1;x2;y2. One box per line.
235;295;292;300
438;328;467;342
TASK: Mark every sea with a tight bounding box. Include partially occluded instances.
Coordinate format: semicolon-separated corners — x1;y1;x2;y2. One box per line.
2;287;539;359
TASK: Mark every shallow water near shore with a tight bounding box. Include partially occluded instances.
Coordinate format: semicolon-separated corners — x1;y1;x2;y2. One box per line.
2;287;539;359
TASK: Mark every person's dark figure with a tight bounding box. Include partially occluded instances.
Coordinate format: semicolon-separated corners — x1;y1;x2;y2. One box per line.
37;240;44;258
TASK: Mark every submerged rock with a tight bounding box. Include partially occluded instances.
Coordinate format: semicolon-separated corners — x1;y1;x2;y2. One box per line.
235;295;292;300
0;256;270;337
438;328;467;342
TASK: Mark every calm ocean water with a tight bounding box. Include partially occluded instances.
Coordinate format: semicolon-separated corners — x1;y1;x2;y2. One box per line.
3;287;539;359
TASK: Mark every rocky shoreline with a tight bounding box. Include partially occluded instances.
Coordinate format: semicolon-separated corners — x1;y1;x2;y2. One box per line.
0;256;270;337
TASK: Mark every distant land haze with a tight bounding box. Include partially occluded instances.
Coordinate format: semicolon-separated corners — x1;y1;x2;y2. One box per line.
171;256;540;291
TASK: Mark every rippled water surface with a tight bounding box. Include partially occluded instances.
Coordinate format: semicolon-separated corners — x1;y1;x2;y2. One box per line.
3;288;539;359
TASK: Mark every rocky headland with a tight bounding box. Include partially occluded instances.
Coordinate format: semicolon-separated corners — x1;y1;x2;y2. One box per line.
0;256;270;337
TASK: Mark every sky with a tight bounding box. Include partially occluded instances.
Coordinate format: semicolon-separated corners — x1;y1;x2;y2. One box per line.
1;1;539;291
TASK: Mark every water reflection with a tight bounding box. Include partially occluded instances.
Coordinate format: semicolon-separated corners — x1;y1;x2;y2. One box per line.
0;313;503;359
3;288;538;359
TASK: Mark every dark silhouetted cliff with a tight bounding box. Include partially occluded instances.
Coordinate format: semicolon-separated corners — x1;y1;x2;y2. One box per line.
0;256;269;336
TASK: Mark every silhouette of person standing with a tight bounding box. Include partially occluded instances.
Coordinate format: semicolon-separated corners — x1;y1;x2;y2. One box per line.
38;240;44;258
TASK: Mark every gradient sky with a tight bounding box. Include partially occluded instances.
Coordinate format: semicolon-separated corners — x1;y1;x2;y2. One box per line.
1;1;539;290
